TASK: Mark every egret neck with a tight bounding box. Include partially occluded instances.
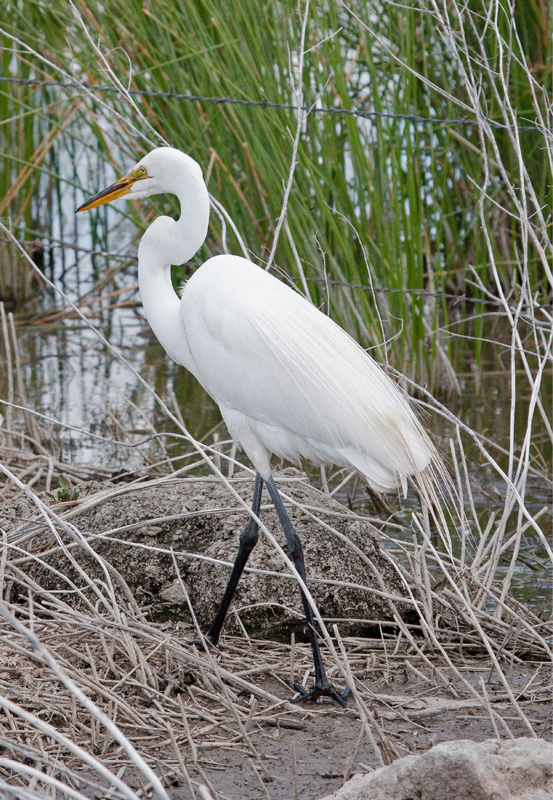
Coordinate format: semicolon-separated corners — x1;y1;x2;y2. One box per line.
137;165;210;372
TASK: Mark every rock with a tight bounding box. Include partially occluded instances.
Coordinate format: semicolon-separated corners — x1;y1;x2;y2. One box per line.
320;737;553;800
5;469;414;640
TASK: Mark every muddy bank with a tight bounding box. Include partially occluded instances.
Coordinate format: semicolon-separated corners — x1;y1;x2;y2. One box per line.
4;469;415;640
1;470;551;799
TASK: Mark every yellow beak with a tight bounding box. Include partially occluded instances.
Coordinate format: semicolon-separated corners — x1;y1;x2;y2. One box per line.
76;174;134;212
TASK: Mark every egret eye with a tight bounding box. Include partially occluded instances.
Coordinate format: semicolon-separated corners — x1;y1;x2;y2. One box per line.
139;166;146;175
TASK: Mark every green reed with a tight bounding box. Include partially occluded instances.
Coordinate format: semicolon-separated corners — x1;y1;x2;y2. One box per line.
1;0;550;392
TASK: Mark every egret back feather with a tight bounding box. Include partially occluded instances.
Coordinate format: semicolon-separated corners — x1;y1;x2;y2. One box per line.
181;255;434;492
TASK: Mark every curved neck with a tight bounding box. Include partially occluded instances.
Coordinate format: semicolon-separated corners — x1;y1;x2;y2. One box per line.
137;166;210;371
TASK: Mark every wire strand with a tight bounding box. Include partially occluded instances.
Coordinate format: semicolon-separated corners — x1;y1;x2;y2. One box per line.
7;237;549;312
0;76;542;132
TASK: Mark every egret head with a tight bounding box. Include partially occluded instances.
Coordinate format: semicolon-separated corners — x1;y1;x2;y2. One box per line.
76;147;203;212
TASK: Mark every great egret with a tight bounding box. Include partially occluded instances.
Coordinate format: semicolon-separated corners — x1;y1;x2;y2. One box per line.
77;146;440;706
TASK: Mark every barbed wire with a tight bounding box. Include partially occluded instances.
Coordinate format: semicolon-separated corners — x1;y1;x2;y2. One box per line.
293;276;551;312
295;276;484;305
0;75;542;132
5;235;549;312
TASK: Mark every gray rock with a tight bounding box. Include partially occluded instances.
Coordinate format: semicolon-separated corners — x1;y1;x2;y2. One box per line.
6;469;414;640
320;737;553;800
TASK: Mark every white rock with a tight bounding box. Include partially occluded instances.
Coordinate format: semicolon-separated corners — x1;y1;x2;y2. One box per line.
320;738;553;800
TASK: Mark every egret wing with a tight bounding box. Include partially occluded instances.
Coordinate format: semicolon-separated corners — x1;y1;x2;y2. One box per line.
181;256;431;482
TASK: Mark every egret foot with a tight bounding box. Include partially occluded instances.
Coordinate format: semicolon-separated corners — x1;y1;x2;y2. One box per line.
292;681;350;708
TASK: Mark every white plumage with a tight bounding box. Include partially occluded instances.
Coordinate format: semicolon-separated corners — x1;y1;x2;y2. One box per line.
78;146;436;495
182;256;431;492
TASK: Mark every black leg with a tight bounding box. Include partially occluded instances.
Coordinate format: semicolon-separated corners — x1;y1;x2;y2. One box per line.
266;476;349;707
205;472;264;646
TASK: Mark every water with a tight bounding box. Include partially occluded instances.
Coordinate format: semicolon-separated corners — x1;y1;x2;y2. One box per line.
2;163;551;613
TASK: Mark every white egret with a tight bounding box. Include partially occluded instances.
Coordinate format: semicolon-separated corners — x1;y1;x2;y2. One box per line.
77;146;441;705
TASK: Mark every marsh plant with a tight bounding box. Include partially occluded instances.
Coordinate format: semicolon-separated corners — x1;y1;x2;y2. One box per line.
1;0;550;379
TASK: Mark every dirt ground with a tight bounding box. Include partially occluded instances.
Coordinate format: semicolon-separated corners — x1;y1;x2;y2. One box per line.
158;643;552;799
2;624;550;799
1;472;551;799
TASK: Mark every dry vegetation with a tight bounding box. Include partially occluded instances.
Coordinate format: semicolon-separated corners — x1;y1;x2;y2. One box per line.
0;326;550;798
